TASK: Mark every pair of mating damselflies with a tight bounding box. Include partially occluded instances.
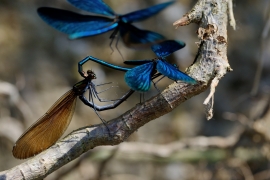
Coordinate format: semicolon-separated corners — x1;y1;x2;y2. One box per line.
12;40;196;159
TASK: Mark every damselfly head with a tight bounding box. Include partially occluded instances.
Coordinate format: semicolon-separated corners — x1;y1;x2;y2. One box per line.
115;15;120;22
87;70;96;79
153;57;159;61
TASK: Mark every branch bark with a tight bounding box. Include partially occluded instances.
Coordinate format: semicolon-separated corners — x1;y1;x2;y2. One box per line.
0;0;235;179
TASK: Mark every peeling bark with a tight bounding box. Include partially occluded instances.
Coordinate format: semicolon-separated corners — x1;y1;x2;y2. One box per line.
174;0;234;119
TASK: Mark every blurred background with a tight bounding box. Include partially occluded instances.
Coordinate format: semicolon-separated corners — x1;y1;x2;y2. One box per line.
1;0;270;179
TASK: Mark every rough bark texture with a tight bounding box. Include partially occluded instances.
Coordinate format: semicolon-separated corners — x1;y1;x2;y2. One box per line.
0;0;234;179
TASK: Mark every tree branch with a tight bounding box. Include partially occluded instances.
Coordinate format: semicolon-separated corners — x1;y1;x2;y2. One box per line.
0;0;234;179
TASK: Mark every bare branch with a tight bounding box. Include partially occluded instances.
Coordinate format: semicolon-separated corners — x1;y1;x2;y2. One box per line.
0;117;24;143
228;159;254;180
175;0;233;119
0;81;34;125
251;2;270;96
254;170;270;180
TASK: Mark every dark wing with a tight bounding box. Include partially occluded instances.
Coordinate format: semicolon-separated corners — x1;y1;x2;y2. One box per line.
12;90;77;159
156;60;197;84
121;1;175;23
125;63;154;92
124;60;153;65
67;0;115;16
151;40;185;57
37;7;117;39
120;24;165;49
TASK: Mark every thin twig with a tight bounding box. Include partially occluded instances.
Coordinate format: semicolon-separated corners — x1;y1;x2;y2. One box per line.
228;0;236;30
251;2;270;96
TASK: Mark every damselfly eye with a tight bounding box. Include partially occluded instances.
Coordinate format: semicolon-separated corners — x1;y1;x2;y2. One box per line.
87;70;96;79
87;70;92;74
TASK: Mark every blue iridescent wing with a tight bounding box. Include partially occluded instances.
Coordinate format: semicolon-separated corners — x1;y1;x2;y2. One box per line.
124;60;153;65
156;60;197;84
121;1;175;23
151;40;186;58
37;7;118;39
125;63;155;92
120;24;165;48
67;0;115;16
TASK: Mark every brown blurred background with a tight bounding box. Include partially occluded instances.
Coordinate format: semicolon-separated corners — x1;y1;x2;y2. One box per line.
1;0;270;179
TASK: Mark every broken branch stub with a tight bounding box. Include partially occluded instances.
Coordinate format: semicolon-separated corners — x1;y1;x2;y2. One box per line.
173;0;235;119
